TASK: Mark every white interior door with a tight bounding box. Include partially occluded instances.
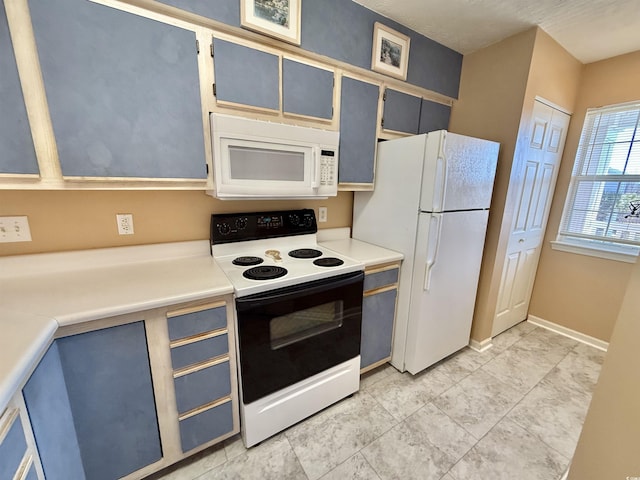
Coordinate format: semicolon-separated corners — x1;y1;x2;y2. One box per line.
492;100;570;337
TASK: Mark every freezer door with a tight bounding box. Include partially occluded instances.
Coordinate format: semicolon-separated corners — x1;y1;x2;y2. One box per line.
421;131;499;212
404;210;489;374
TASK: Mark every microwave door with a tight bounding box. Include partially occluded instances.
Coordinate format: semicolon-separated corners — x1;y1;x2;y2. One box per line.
216;138;314;197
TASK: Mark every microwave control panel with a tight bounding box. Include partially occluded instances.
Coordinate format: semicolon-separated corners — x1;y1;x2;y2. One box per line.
320;150;337;186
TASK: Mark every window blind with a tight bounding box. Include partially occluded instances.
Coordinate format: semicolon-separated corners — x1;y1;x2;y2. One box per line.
559;102;640;247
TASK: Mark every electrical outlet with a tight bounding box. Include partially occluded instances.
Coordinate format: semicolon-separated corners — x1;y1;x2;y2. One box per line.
0;216;32;243
318;207;328;223
116;214;134;235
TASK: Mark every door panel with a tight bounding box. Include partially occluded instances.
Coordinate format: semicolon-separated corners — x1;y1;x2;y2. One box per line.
492;101;570;336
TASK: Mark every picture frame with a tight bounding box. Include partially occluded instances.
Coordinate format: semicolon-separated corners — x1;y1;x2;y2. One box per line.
240;0;301;46
371;22;410;81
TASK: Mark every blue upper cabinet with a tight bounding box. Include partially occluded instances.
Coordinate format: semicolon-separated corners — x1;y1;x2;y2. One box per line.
282;58;334;120
213;37;280;111
155;0;240;26
0;6;38;175
28;0;206;179
339;76;380;186
382;89;422;135
418;98;452;134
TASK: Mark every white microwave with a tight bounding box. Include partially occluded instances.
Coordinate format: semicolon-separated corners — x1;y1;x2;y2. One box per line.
209;113;340;199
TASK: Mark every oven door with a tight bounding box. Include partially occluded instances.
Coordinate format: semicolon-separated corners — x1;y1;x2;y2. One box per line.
235;271;364;404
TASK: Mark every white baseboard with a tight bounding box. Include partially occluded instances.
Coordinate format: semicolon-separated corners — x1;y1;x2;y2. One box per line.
469;337;493;353
527;315;609;352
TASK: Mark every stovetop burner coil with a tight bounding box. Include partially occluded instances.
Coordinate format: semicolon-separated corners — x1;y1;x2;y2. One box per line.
232;256;264;266
313;257;345;267
288;248;323;259
243;265;288;280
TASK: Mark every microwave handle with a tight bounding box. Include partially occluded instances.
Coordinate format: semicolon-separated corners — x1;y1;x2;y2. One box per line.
311;148;320;188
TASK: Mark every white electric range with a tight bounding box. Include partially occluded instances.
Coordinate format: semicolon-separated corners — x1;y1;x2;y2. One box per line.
210;209;364;447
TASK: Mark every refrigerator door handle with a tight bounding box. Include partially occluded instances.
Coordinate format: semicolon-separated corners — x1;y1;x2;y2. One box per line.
424;213;443;291
433;151;448;212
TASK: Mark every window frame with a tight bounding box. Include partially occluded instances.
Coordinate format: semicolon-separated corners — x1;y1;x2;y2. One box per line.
554;101;640;263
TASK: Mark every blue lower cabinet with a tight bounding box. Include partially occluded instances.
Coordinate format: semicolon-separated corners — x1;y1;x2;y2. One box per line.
0;411;28;480
174;361;231;414
56;322;162;480
170;334;229;370
25;464;39;480
23;343;86;480
179;401;234;453
361;288;397;370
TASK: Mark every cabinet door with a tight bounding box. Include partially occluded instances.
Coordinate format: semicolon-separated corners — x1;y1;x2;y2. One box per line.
283;58;333;120
339;76;380;185
213;38;279;111
0;6;38;175
23;343;86;480
418;98;451;134
361;288;397;370
0;408;28;480
56;322;162;480
28;0;206;179
382;89;421;134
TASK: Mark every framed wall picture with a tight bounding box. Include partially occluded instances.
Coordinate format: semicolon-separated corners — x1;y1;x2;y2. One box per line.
240;0;301;45
371;22;410;80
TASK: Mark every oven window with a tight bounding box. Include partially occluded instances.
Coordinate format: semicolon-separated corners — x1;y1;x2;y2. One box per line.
269;301;344;350
229;146;305;181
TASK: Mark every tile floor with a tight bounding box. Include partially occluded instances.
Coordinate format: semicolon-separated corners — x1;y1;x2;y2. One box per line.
151;321;605;480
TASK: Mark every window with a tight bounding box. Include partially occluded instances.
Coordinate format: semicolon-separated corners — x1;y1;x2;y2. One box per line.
555;101;640;261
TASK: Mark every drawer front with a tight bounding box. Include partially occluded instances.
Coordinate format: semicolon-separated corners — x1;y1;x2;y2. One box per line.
179;401;234;453
364;268;399;292
171;334;229;370
0;411;27;480
168;306;227;341
174;362;231;414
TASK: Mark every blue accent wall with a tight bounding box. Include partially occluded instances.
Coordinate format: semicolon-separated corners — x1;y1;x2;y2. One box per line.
154;0;462;98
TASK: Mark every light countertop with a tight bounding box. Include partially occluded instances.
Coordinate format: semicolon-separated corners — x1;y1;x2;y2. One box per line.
0;241;233;412
321;238;403;268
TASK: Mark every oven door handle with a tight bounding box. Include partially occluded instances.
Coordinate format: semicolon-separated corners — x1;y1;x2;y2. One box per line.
236;271;364;310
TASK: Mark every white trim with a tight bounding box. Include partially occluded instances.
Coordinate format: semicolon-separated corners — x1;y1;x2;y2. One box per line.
551;240;638;264
534;95;572;115
527;315;609;352
469;338;493;353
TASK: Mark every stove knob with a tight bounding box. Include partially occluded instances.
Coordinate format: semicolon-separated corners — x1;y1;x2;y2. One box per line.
235;217;248;230
289;214;300;226
303;216;313;227
217;222;231;236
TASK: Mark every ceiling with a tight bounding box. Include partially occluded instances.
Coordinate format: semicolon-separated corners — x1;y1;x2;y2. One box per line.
353;0;640;64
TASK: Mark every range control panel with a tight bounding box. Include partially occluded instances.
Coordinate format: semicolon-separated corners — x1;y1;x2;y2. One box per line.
211;209;317;245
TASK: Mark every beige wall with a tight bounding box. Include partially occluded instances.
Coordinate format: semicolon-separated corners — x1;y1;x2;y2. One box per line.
0;190;353;256
567;259;640;479
449;28;536;341
529;50;640;341
450;27;582;342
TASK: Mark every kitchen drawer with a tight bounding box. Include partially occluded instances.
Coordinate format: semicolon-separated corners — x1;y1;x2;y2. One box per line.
171;334;229;370
179;400;234;453
0;409;27;480
168;306;227;341
364;268;399;292
174;361;231;414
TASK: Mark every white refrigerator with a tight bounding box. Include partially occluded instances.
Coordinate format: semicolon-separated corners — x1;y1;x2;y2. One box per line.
353;131;499;374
